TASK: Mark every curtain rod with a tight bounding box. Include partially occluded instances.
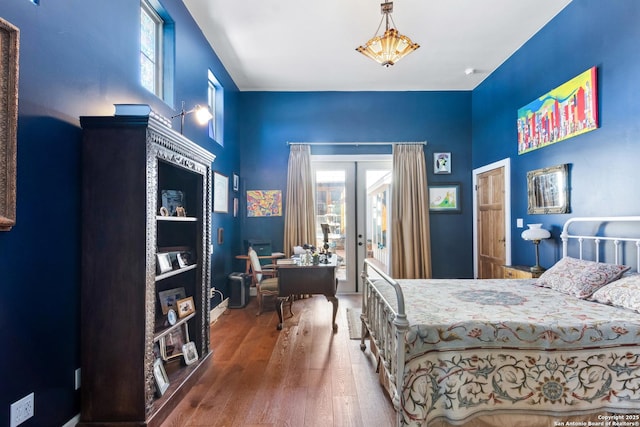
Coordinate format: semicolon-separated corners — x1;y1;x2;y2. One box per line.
286;141;427;146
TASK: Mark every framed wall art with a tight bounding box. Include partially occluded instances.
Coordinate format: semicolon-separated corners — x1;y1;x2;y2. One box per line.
246;190;282;217
433;152;451;174
233;173;239;192
0;18;19;231
213;172;228;213
428;183;461;213
518;67;598;154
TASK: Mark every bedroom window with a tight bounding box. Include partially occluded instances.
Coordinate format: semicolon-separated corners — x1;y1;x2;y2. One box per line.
140;0;174;103
207;69;224;145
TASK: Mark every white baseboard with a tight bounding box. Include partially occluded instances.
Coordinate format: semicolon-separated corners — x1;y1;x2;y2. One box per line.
210;297;229;324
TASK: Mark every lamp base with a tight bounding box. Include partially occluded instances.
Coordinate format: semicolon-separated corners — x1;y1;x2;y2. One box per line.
530;265;546;274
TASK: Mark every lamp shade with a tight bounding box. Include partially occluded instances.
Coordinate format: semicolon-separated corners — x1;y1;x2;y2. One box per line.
521;223;551;241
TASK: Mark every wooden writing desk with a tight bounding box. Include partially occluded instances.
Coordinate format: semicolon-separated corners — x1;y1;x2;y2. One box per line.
276;256;338;331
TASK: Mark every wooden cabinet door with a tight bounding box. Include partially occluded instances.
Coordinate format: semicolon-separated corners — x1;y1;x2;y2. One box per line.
476;167;506;279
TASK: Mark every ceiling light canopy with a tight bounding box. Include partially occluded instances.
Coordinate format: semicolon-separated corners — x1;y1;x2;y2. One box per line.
356;2;419;67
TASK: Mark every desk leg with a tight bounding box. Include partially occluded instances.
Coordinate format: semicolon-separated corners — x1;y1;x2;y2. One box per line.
276;298;284;330
326;296;338;332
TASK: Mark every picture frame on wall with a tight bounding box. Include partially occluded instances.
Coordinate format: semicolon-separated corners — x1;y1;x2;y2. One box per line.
213;172;229;213
233;173;239;192
433;152;451;174
428;183;461;213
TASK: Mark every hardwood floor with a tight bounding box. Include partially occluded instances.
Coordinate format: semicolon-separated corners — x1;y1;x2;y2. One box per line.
159;294;396;427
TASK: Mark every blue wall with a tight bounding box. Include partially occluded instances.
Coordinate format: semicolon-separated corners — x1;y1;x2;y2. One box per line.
0;1;239;425
1;0;639;424
237;91;473;278
472;0;640;269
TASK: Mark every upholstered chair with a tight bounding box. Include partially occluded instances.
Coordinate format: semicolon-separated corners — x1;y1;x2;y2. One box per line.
248;248;279;316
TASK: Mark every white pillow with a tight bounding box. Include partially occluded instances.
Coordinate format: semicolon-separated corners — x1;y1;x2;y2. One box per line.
591;273;640;312
537;256;630;298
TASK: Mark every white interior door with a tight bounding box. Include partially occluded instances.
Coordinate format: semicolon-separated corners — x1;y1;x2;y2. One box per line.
312;156;392;293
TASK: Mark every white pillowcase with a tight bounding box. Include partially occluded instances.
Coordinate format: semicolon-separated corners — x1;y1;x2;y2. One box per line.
591;273;640;313
536;256;630;298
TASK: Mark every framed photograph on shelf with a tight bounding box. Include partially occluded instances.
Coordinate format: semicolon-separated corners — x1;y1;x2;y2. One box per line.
158;287;186;315
213;172;229;213
176;251;193;268
177;296;196;318
153;358;170;397
161;190;185;216
156;253;172;275
233;173;239;192
182;342;199;366
433;152;451;174
429;183;461;213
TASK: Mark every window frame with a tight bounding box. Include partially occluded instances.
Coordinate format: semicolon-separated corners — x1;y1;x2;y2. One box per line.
140;0;174;104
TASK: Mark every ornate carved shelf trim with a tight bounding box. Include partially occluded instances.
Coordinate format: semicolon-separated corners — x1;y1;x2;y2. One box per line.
0;18;19;231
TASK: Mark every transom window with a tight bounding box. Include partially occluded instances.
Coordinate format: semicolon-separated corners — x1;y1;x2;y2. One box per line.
208;69;224;145
140;1;162;96
140;0;174;103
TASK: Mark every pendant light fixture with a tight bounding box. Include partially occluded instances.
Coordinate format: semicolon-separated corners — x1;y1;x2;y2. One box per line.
356;1;419;67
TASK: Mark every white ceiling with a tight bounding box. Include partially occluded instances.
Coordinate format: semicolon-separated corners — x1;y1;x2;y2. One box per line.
183;0;571;92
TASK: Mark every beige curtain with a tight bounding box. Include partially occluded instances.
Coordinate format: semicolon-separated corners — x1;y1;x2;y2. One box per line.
283;144;316;257
390;144;432;278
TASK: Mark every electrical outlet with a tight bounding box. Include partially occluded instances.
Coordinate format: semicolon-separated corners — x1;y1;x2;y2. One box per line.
10;393;34;427
209;287;215;299
75;368;81;390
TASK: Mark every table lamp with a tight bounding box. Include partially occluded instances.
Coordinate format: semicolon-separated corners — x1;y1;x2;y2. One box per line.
521;224;551;273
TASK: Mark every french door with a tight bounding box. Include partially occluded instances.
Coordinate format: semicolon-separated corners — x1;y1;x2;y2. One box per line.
311;156;392;293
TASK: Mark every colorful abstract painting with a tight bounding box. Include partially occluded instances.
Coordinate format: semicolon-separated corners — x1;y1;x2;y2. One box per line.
517;67;598;154
246;190;282;217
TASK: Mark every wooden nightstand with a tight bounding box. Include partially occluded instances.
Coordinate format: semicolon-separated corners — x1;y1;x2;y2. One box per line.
503;265;542;279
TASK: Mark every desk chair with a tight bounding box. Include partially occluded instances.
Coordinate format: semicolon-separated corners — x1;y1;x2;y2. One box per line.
248;248;281;316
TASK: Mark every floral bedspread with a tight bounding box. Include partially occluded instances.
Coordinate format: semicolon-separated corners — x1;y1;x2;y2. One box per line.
372;279;640;426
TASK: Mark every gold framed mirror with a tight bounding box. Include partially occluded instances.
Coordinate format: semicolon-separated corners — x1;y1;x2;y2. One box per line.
527;163;569;214
0;18;19;231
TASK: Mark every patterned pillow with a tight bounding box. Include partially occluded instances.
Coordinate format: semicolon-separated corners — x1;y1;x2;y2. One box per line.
591;274;640;312
537;256;630;298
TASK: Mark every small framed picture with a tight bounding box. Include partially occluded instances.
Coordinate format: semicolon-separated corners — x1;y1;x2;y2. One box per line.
158;287;186;315
429;183;461;213
182;341;199;366
156;253;172;275
213;172;229;213
153;358;170;397
177;296;196;318
233;197;238;218
217;227;224;245
233;173;239;192
161;190;185;216
162;327;185;359
433;152;451;174
177;251;193;268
